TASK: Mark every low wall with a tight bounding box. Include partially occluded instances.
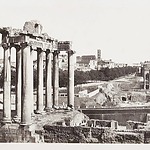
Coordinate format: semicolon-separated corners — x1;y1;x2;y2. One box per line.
126;120;146;130
87;119;118;130
80;108;150;125
0;124;43;143
87;113;147;126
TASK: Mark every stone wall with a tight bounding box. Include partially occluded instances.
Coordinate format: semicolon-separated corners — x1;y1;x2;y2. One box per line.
115;132;144;143
0;124;43;143
87;119;118;130
38;125;146;143
87;113;147;126
0;124;149;143
126;120;146;130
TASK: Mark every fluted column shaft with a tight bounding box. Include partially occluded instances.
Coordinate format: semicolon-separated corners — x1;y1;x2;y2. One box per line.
15;46;22;120
53;51;59;107
144;71;146;89
45;49;52;111
67;50;74;108
36;48;44;113
30;49;34;115
149;70;150;90
21;43;32;126
2;43;11;123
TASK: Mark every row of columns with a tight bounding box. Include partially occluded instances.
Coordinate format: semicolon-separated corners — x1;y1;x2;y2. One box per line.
2;42;75;126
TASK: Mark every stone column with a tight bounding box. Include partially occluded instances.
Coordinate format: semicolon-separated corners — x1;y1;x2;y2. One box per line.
149;70;150;90
144;71;146;89
45;49;52;111
67;50;75;109
2;43;11;124
30;49;34;115
36;48;44;113
53;50;59;108
20;43;32;126
14;45;22;121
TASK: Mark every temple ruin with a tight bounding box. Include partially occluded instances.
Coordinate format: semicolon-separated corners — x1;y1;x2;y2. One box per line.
0;20;75;127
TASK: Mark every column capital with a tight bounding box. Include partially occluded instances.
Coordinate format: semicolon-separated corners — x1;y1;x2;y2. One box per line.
67;50;75;55
46;49;51;54
53;50;60;55
36;47;43;52
20;42;30;49
14;44;21;50
2;43;10;50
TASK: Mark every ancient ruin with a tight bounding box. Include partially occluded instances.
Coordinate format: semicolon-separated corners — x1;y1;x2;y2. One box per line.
0;20;75;127
141;61;150;89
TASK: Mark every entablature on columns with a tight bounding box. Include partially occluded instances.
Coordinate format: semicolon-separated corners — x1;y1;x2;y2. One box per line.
0;27;55;52
0;22;75;54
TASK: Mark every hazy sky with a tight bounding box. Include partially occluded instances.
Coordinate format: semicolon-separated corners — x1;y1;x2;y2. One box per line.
0;0;150;64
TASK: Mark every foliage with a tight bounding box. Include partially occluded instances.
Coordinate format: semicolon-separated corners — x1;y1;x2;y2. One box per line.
0;66;138;89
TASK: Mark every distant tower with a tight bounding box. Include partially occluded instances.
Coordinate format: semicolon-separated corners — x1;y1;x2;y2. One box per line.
97;49;102;70
97;49;101;62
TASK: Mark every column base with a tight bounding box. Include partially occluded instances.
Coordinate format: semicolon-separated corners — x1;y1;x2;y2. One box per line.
52;105;59;110
12;115;21;123
1;118;12;125
35;110;46;115
44;107;53;112
20;122;32;128
31;112;35;117
67;105;74;110
19;123;35;132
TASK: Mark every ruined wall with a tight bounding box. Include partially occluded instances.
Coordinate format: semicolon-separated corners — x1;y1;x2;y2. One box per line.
0;124;149;143
81;108;150;126
87;113;147;126
37;125;145;143
88;113;147;126
41;125;116;143
0;124;43;143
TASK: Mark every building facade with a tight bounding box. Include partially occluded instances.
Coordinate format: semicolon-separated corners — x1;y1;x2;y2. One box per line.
76;55;97;71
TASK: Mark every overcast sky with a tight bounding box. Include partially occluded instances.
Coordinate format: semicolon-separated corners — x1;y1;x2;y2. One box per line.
0;0;150;64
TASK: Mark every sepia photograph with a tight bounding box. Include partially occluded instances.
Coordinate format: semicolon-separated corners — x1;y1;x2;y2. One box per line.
0;0;150;146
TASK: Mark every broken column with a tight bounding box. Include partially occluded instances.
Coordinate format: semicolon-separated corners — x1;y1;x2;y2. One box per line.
45;49;52;111
2;42;12;124
36;48;44;113
67;50;75;109
21;43;32;126
53;50;59;108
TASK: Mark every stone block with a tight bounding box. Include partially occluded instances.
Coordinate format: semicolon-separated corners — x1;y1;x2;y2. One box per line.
126;120;145;130
111;120;118;130
115;132;144;143
23;20;43;34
